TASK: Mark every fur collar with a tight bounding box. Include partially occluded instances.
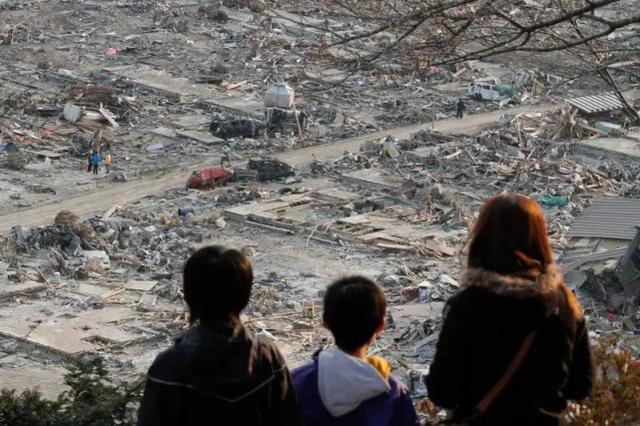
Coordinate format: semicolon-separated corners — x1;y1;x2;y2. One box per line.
462;265;563;299
461;265;582;319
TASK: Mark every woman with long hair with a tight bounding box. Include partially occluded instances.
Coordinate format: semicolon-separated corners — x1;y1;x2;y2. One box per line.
426;194;594;425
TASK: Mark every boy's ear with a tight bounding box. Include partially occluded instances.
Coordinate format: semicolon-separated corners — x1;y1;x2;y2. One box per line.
375;317;385;334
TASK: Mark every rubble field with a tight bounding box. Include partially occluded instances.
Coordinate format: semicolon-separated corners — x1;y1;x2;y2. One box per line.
1;0;640;410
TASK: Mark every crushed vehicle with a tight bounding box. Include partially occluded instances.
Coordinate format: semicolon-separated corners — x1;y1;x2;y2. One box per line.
247;158;295;181
186;167;230;190
209;118;263;140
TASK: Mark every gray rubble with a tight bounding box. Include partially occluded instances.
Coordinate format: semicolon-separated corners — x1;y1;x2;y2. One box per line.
0;0;639;412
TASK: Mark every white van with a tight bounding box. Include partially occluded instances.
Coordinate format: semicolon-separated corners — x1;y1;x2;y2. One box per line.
469;78;507;102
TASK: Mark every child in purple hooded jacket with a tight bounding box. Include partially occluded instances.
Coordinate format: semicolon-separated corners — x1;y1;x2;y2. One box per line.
292;276;418;426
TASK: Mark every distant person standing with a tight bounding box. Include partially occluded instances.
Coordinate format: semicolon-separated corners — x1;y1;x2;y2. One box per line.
91;150;102;175
220;144;232;167
220;152;231;167
102;143;112;174
86;151;93;173
456;98;466;119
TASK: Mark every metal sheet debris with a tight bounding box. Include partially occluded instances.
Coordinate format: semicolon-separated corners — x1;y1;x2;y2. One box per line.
566;93;624;114
0;0;639;409
568;198;640;240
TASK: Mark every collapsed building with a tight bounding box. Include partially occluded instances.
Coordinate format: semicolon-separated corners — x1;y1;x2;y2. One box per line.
562;198;640;314
0;0;639;413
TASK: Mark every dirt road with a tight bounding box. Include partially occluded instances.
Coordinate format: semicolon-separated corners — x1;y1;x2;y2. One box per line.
0;169;191;234
279;102;557;167
0;103;555;234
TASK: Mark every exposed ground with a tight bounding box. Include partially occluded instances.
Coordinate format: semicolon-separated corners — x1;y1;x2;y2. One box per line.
0;102;560;233
1;0;639;416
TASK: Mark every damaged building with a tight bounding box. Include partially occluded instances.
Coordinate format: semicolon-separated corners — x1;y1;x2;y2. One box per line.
562;198;640;314
0;0;639;421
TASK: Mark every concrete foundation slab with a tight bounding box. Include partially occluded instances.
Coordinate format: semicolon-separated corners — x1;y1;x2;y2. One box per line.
103;65;263;117
1;361;68;399
341;169;407;189
310;188;360;203
338;213;439;243
390;303;445;330
575;133;640;161
169;114;211;130
125;280;157;292
224;194;314;221
0;281;46;301
0;305;138;356
27;322;94;354
176;130;224;145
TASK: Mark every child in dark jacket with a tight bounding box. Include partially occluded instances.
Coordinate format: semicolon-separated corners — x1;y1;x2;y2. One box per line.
292;276;418;426
137;246;300;426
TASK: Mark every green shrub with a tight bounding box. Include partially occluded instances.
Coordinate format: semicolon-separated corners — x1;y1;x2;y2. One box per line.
0;388;63;426
0;356;143;426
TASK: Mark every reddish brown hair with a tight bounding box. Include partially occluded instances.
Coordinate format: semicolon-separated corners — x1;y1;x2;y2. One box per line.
468;194;553;275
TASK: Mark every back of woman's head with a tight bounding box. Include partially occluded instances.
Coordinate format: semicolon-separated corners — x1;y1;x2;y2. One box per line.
468;194;553;275
183;246;253;323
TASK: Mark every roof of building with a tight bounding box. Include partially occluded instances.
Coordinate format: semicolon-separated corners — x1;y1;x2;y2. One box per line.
566;93;624;114
568;198;640;240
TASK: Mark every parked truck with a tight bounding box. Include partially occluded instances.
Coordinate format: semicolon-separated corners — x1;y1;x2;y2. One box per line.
468;78;516;106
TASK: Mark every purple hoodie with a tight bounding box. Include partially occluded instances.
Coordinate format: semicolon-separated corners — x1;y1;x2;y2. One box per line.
292;348;418;426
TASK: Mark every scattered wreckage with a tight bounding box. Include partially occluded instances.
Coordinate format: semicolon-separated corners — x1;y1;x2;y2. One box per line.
186;167;230;190
186;159;296;190
0;0;639;413
208;83;308;140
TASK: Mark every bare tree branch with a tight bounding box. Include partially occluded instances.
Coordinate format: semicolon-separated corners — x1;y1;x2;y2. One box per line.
299;0;639;71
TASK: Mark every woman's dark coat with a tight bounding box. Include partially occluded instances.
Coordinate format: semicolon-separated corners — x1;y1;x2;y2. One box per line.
426;265;594;426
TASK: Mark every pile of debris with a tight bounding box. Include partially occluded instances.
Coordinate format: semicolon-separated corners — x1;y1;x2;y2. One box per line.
66;84;140;121
507;94;634;141
208;83;308;141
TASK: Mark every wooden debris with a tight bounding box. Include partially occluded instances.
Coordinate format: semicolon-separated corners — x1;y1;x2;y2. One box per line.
102;287;126;299
99;103;120;128
222;80;248;90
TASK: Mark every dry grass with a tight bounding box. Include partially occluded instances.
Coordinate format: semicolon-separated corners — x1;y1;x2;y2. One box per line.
563;336;640;426
5;150;28;170
417;336;640;425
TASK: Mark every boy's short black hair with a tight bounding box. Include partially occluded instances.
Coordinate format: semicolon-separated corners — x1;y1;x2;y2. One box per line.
183;246;253;323
323;276;387;353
